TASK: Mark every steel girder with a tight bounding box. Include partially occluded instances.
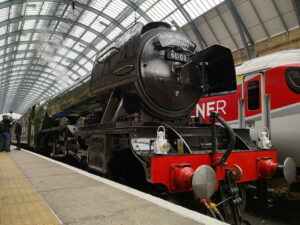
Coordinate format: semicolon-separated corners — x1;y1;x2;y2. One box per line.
291;0;300;26
202;14;221;44
271;0;288;32
214;7;239;50
225;0;254;59
122;0;152;22
171;0;207;49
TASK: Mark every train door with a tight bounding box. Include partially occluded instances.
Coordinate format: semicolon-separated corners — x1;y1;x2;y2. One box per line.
239;72;271;148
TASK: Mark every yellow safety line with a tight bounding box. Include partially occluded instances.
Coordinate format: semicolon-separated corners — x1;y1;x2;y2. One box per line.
0;152;61;225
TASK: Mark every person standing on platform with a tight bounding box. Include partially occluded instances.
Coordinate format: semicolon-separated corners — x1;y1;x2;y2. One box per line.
2;116;12;152
0;120;5;152
14;120;22;150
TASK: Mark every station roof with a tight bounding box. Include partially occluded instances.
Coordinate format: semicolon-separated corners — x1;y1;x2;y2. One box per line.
0;0;224;114
0;0;299;115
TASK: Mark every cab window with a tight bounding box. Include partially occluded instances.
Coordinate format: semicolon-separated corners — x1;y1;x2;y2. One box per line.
286;67;300;94
248;81;260;110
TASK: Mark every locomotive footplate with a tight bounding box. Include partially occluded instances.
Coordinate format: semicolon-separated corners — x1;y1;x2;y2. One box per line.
68;122;279;192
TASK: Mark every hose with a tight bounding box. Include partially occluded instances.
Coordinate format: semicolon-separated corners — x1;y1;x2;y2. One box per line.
201;200;217;219
215;209;225;222
210;112;236;166
207;206;217;219
209;201;225;222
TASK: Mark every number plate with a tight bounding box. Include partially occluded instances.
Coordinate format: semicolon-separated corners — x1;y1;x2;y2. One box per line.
166;51;190;63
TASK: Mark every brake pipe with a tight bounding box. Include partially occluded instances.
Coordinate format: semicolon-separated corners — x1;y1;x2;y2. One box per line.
209;201;225;222
200;199;217;219
210;112;236;166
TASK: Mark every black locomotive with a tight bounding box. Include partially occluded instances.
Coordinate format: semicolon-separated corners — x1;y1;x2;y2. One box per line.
18;22;289;225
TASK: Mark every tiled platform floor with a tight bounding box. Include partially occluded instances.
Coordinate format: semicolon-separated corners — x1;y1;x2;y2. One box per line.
0;152;61;225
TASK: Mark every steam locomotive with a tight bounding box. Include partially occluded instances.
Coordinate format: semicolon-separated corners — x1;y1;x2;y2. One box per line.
18;22;295;224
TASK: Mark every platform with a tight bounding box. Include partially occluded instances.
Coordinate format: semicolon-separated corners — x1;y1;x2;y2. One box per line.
0;149;226;225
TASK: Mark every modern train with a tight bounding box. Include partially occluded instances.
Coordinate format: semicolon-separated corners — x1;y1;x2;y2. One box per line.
16;22;295;224
197;49;300;169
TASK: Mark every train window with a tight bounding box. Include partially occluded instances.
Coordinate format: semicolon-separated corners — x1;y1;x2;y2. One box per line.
247;81;260;110
286;67;300;94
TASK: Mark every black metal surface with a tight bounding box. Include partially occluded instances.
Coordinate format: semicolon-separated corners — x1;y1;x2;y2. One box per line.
100;90;124;124
136;28;202;119
87;135;108;173
233;129;257;150
90;23;144;94
190;45;237;96
90;22;236;121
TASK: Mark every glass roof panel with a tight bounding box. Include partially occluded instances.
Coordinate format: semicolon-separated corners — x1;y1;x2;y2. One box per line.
73;42;86;51
0;6;9;18
66;51;79;60
95;40;107;51
107;27;122;40
182;0;224;19
81;31;97;42
70;25;86;37
90;0;110;11
25;2;43;15
164;10;188;26
40;2;57;15
77;68;86;76
84;62;94;71
79;10;98;27
121;12;144;28
70;74;79;80
103;0;127;18
90;18;106;32
0;26;6;35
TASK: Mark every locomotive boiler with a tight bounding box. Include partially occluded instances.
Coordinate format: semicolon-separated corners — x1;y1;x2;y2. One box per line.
18;22;295;225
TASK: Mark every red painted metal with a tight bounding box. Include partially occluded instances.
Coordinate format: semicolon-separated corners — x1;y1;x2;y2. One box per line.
151;150;277;193
257;157;278;178
196;65;300;123
171;164;194;192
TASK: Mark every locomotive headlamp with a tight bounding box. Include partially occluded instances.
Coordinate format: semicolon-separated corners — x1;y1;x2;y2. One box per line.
258;127;272;149
162;142;170;152
153;126;170;154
